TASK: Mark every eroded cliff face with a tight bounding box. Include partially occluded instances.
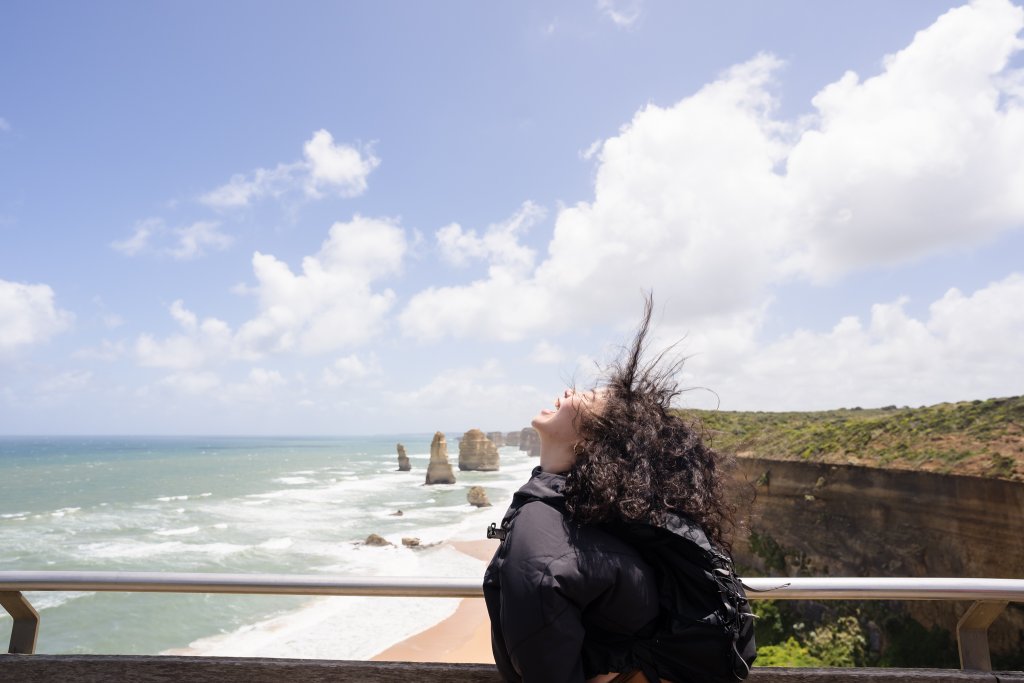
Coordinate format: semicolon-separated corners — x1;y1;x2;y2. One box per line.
734;457;1024;655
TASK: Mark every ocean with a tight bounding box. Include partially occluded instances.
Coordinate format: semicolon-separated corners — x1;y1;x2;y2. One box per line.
0;435;535;658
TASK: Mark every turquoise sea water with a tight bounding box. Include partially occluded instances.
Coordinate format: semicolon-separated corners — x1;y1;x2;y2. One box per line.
0;436;533;658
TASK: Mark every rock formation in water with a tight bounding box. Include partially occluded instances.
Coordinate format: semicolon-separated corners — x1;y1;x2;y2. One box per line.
486;431;506;447
396;443;410;471
425;431;456;484
519;427;541;457
458;429;500;471
467;485;492;507
402;537;420;547
364;533;392;547
505;431;521;447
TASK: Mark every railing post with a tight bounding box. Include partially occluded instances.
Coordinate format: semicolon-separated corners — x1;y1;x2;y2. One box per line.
956;599;1007;671
0;591;39;654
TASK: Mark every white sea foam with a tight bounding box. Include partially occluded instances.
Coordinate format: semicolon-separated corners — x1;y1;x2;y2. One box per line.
78;540;247;560
154;526;200;536
51;507;81;517
259;537;293;550
156;495;190;502
24;591;97;612
1;512;28;519
274;476;316;485
274;475;313;485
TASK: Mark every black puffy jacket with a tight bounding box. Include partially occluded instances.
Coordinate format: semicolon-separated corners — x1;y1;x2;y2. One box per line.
483;467;660;683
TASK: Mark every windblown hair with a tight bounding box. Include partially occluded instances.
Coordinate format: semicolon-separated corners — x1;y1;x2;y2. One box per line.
563;295;738;552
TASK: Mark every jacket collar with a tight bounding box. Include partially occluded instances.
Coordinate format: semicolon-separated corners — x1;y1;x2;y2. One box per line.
505;466;566;520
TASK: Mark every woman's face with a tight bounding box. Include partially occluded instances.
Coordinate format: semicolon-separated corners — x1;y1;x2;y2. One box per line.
531;387;605;448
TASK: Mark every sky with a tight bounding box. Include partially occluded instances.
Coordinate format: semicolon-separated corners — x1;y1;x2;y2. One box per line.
1;0;1023;435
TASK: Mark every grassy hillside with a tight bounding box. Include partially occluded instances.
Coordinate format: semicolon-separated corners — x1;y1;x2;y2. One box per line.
689;395;1024;481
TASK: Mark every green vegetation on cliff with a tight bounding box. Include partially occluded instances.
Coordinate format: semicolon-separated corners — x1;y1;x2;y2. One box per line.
689;395;1024;481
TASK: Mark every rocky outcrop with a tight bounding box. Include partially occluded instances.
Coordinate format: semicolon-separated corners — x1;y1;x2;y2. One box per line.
458;429;500;471
467;486;492;507
519;427;540;457
364;533;392;547
401;537;420;547
505;431;521;447
487;431;506;447
425;432;456;485
733;456;1024;658
396;443;410;471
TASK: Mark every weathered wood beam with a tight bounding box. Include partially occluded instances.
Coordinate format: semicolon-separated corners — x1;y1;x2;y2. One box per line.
1;656;1022;683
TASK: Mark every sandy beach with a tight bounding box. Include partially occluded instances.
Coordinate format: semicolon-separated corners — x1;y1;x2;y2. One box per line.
372;538;499;664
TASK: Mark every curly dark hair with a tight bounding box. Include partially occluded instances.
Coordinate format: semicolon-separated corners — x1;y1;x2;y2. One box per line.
563;294;738;552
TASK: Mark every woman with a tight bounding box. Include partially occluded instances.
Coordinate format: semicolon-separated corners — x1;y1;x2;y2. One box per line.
483;296;742;683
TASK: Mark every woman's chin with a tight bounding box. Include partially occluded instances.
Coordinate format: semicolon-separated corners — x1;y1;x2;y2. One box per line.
531;410;554;430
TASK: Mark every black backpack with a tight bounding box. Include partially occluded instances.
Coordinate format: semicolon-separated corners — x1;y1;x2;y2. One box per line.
602;515;757;683
488;501;757;683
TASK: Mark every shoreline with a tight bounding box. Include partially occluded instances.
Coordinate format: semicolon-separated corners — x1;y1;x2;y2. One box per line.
371;539;499;664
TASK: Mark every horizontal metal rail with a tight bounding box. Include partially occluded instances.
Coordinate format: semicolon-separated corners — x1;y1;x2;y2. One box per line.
2;572;1023;671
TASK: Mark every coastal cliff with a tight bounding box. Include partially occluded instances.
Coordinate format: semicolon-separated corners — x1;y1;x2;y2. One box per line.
734;456;1024;659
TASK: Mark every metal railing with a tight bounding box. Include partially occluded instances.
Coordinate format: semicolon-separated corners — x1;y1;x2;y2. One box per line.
2;572;1022;672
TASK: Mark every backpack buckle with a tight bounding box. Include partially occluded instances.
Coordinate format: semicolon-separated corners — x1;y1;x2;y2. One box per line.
486;522;507;540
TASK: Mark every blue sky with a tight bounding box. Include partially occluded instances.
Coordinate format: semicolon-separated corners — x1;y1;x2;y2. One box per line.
2;0;1023;434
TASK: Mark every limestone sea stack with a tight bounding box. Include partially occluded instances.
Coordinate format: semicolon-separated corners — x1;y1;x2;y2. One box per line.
486;431;506;447
467;486;492;507
520;427;541;457
396;443;410;471
458;429;500;471
505;431;521;447
425;431;456;485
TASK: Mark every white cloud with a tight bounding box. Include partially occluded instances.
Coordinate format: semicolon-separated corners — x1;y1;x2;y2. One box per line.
154;367;286;403
72;339;126;362
529;340;566;364
401;0;1024;342
322;353;381;386
136;300;232;369
37;370;93;396
136;215;406;369
685;273;1024;410
102;313;125;329
200;164;299;209
236;215;405;355
598;0;642;27
224;368;287;403
111;218;232;260
157;371;222;396
436;201;543;275
201;129;379;209
303;129;380;198
111;218;159;256
0;279;73;353
388;360;548;428
784;0;1024;279
167;221;233;260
